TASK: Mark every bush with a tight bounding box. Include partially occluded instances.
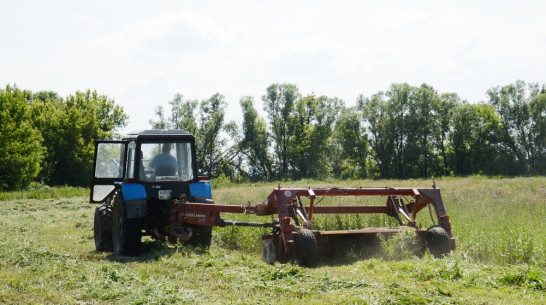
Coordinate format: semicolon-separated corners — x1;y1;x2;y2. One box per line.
0;85;44;190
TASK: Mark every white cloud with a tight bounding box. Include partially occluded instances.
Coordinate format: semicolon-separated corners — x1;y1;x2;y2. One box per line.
71;15;102;26
91;11;239;59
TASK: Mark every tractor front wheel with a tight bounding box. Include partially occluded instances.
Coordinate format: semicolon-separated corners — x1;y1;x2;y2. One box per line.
112;196;142;256
94;202;113;252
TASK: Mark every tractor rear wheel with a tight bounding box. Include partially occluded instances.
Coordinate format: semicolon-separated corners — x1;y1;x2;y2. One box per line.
188;225;212;248
94;202;113;252
187;197;213;248
112;196;142;256
294;228;318;267
426;225;451;257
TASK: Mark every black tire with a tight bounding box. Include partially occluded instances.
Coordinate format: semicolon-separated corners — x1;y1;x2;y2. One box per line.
112;196;142;256
426;225;451;257
294;228;318;267
188;225;212;248
94;203;113;252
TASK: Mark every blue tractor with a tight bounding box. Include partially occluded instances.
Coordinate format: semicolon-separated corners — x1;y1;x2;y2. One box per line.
90;130;213;256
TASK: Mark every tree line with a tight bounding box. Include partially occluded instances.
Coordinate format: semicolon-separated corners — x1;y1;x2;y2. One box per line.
150;80;546;181
1;80;544;190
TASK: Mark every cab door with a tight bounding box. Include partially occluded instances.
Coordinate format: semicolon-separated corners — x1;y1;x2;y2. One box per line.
90;141;127;203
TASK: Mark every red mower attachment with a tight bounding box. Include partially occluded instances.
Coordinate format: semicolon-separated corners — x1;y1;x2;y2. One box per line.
175;185;456;266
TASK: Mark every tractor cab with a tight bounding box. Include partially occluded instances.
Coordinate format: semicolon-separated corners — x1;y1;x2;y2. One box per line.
91;130;211;203
90;130;213;256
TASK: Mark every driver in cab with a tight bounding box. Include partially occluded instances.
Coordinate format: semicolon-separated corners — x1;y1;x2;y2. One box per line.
149;144;177;177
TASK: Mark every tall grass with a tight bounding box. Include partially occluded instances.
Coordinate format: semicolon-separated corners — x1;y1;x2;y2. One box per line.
212;176;546;267
445;176;546;266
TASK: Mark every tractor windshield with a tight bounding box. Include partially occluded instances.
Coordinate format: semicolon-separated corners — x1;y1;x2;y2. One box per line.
138;142;194;182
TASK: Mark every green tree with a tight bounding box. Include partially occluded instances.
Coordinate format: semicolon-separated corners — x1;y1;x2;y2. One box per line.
149;94;199;132
168;93;198;134
196;93;228;177
31;90;127;186
29;91;64;183
239;96;272;180
385;83;414;178
487;80;544;174
408;84;440;177
363;83;445;179
287;94;342;179
149;105;170;129
334;106;368;179
262;83;299;178
0;85;44;190
448;103;510;175
359;92;395;178
434;93;461;176
360;83;452;179
528;92;546;174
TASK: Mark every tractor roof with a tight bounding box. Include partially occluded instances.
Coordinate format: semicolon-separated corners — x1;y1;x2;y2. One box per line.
127;129;190;135
122;129;194;141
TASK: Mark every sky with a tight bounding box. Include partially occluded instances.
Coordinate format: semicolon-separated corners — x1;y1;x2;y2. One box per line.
1;0;545;134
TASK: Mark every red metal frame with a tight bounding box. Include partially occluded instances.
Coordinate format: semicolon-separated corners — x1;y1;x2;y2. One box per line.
173;186;455;258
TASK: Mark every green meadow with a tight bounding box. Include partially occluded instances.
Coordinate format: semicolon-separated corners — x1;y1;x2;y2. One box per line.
0;177;544;304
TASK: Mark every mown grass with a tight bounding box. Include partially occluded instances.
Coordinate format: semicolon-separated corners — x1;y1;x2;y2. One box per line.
0;177;544;304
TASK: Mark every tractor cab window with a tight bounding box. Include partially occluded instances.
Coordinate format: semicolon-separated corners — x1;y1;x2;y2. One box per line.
94;142;125;178
139;142;194;182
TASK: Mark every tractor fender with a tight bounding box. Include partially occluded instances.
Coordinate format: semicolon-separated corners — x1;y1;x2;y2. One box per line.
189;181;212;199
120;183;147;219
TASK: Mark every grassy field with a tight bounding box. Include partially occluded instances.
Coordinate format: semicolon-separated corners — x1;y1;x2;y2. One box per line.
0;177;544;304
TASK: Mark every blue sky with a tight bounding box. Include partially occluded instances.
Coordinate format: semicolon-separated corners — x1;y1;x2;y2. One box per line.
1;1;545;133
